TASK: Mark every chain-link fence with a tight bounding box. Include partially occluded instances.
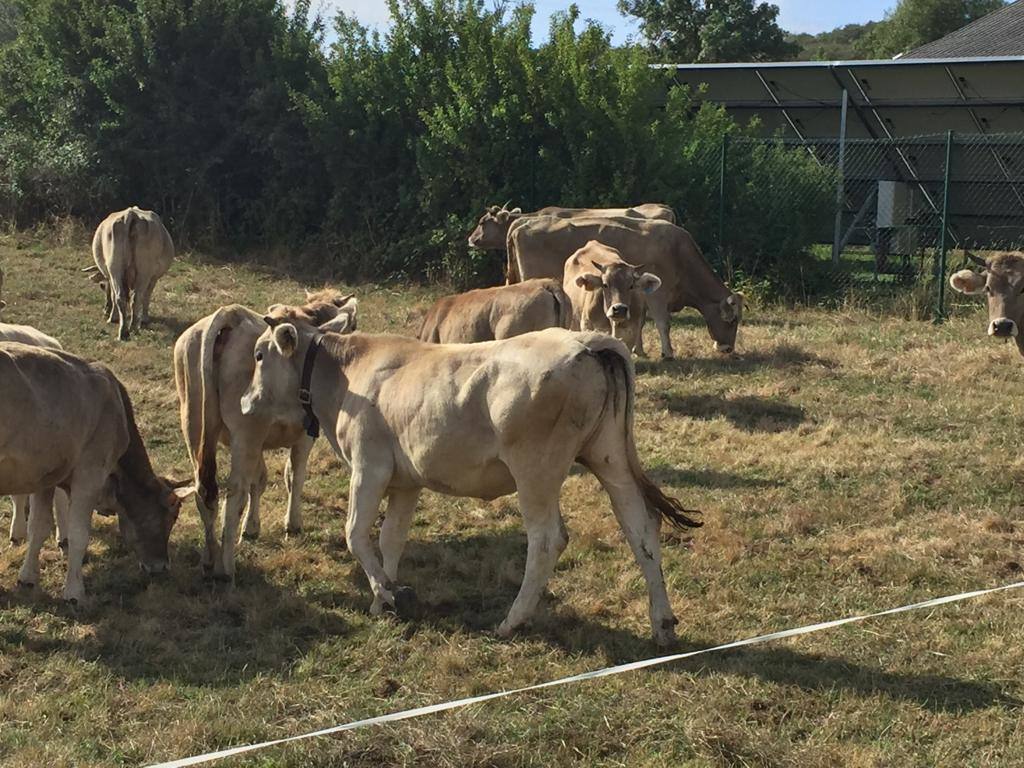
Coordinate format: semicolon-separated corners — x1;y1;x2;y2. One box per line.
702;132;1024;317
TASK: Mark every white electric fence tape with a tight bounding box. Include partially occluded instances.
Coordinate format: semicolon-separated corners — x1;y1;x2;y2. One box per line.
149;580;1024;768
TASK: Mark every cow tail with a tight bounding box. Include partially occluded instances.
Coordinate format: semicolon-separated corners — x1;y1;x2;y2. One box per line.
196;306;240;507
589;342;702;529
417;304;441;343
545;282;571;329
505;228;521;285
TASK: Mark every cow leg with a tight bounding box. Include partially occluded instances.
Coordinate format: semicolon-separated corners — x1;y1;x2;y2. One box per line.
634;307;649;357
345;469;394;615
196;492;221;575
646;295;674;359
104;283;115;323
61;481;102;603
497;483;569;638
284;437;313;536
219;442;262;580
54;489;69;549
589;460;677;646
240;455;268;541
9;494;28;544
141;276;159;325
380;488;421;584
16;489;54;588
111;279;131;340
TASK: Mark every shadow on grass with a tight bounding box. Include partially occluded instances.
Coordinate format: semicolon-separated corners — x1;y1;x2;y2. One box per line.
647;466;783;489
636;344;835;377
659;393;807;433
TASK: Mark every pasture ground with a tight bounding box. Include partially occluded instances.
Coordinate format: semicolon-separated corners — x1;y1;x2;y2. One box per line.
1;228;1022;767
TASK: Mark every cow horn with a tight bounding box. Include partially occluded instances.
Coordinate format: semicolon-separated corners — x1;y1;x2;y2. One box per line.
966;250;988;269
82;265;100;274
631;263;647;273
333;293;355;307
589;260;606;274
502;199;513;211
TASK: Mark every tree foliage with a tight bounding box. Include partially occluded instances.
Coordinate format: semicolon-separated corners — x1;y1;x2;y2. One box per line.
617;0;798;62
862;0;1006;58
0;0;834;288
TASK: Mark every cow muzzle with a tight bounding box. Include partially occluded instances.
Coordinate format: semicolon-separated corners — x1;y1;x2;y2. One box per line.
608;303;629;321
714;342;734;354
989;318;1018;338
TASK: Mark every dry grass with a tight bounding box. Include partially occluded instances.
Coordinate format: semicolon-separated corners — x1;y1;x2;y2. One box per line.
1;230;1023;767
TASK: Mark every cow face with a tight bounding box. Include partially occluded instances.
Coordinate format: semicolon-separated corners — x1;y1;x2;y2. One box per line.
99;473;190;575
467;205;521;250
267;292;358;333
950;252;1024;353
704;292;744;354
241;322;303;421
577;260;661;329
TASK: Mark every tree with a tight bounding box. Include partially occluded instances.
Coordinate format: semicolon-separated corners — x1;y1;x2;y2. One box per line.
862;0;1006;58
617;0;799;62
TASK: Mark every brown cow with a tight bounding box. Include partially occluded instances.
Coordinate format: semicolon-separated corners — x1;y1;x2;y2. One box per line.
950;251;1024;355
563;241;661;353
510;216;743;358
1;343;190;601
467;203;677;251
240;325;700;645
83;207;175;341
418;279;569;343
174;291;357;579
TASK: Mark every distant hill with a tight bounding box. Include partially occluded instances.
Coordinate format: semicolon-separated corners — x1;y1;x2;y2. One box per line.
786;22;880;61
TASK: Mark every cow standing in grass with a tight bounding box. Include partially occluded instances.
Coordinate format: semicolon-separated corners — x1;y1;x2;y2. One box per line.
83;207;175;341
950;251;1024;355
173;291;357;580
418;279;569;343
240;324;700;645
0;343;190;601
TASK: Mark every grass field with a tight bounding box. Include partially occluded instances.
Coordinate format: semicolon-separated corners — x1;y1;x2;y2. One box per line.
1;227;1023;767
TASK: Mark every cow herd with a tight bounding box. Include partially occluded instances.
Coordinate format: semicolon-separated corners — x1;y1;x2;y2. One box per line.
2;201;1017;646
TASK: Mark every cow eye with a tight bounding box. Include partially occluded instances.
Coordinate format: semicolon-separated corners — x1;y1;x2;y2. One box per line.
255;351;264;363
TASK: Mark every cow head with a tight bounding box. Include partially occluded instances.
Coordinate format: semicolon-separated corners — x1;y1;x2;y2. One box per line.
950;251;1024;355
576;258;661;328
266;291;358;333
703;292;744;354
468;203;522;250
241;321;307;422
98;473;192;575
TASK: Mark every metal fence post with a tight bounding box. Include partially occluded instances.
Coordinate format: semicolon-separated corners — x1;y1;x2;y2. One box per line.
935;130;954;323
718;133;729;261
831;88;849;266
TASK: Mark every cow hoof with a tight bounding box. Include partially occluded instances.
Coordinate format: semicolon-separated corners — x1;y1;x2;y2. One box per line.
58;538;68;551
118;331;130;341
660;354;674;361
285;526;302;537
241;531;259;542
213;573;233;585
9;537;24;545
495;620;517;639
16;579;35;590
393;586;417;619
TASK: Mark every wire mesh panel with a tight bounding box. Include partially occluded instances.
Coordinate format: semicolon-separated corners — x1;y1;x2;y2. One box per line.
709;131;1024;317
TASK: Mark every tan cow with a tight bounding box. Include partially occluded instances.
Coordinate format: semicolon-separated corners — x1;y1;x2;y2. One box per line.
174;291;357;579
240;325;700;645
1;322;69;545
418;279;569;343
509;216;743;358
950;251;1024;355
563;241;661;353
0;343;190;601
467;203;677;251
83;207;175;341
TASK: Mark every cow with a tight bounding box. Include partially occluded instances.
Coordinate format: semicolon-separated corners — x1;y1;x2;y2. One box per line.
562;241;661;353
467;203;677;251
83;207;175;341
0;343;190;601
508;216;743;358
1;322;69;546
239;324;701;646
950;251;1024;356
174;290;357;580
418;279;569;344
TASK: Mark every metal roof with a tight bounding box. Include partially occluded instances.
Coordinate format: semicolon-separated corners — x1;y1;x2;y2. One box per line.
904;0;1024;59
663;56;1024;139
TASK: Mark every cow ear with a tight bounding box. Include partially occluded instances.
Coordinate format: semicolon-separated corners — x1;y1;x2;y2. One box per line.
263;314;282;328
319;311;355;334
166;485;195;505
950;269;987;295
637;272;662;295
332;293;355;308
576;273;603;291
510;207;521;214
273;323;299;357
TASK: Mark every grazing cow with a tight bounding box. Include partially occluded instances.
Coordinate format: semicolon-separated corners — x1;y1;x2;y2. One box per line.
0;322;69;545
509;216;743;358
950;251;1024;356
562;241;661;353
174;291;357;579
240;324;701;645
418;279;569;343
0;343;190;601
467;203;677;251
83;207;175;341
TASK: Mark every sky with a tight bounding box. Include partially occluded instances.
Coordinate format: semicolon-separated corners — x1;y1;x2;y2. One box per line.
320;0;897;40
